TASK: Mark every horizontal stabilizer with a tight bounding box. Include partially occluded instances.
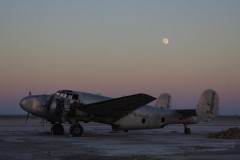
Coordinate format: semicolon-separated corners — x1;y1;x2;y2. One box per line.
175;109;197;116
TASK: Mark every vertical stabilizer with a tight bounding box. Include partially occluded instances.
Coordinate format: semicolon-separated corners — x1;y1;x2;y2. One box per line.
196;89;219;122
155;93;171;109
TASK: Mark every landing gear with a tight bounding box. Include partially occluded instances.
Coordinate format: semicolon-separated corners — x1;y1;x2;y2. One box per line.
50;123;84;137
51;123;64;135
69;123;84;137
183;124;191;134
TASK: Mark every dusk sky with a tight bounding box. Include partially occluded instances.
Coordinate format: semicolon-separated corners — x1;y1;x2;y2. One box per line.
0;1;240;115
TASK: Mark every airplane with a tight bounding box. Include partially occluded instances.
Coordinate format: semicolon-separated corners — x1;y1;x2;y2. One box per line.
19;89;219;136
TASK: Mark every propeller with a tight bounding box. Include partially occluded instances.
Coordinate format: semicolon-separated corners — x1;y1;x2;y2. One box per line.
41;118;47;126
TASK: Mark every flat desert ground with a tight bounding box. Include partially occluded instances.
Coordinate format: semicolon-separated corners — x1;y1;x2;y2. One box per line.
0;115;240;160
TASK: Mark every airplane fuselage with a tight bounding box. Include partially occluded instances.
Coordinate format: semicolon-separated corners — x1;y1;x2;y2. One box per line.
20;89;219;136
20;91;198;131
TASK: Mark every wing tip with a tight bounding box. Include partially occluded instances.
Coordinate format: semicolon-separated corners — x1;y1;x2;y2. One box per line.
138;93;156;101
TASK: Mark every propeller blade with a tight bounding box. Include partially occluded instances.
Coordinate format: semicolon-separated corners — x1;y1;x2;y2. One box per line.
41;118;46;126
25;112;29;125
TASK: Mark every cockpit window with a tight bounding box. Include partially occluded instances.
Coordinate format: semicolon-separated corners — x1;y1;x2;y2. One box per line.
55;90;72;98
55;90;79;101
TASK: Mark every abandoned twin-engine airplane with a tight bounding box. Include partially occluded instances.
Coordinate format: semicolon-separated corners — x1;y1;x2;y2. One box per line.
19;89;219;137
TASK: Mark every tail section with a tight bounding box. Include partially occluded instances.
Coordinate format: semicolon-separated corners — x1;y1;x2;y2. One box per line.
196;89;219;122
155;93;171;109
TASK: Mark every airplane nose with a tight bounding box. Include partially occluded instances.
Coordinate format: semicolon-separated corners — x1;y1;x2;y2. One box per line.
19;98;26;110
19;99;25;107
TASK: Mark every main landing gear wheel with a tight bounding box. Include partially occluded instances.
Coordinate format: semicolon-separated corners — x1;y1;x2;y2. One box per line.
184;124;191;134
184;127;191;134
51;123;64;135
70;123;84;137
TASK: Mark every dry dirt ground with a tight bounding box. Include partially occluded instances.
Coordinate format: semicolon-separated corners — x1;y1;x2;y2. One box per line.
0;116;240;160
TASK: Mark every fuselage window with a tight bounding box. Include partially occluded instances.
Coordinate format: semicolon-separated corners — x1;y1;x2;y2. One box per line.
142;118;146;124
161;117;165;123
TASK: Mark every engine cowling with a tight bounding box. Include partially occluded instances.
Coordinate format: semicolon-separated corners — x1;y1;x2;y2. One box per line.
196;89;219;122
46;94;66;122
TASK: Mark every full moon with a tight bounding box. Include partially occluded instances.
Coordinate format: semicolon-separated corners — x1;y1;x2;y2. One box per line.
163;38;169;45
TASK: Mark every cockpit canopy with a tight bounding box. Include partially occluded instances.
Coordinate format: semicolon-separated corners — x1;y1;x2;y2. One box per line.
55;90;79;100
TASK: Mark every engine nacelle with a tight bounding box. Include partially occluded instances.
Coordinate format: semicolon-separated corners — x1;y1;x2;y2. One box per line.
196;89;219;122
46;94;66;122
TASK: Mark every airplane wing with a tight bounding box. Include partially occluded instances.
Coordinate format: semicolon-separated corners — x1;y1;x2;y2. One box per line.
80;93;156;123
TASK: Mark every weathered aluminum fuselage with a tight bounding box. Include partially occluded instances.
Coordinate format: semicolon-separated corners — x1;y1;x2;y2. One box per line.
19;91;198;130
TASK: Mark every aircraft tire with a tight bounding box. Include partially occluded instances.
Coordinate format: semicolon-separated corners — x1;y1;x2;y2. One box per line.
184;127;191;134
70;123;84;137
51;124;64;135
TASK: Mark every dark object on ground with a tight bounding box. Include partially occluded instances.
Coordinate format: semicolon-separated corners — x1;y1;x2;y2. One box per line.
208;127;240;139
